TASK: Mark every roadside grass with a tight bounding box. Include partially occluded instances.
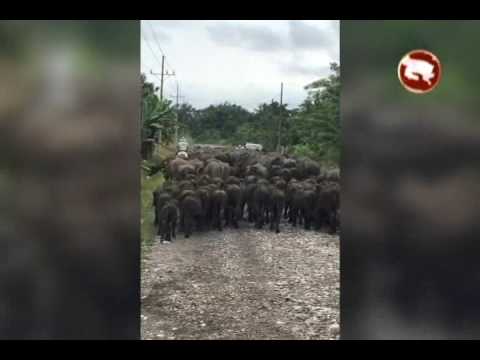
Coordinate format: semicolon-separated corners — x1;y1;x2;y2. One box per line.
141;143;175;255
141;170;164;252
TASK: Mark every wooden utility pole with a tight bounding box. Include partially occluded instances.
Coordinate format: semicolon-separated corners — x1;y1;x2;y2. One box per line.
150;56;175;101
277;82;284;152
172;82;185;148
280;82;283;105
175;82;181;108
160;55;165;100
150;58;174;149
175;83;179;146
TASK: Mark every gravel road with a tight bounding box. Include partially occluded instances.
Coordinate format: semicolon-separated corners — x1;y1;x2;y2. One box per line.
141;222;339;340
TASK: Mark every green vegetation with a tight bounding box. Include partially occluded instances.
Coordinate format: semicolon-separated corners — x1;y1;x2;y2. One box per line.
141;171;164;249
178;63;341;166
141;142;176;247
141;74;177;149
140;64;340;245
292;63;340;165
141;64;340;165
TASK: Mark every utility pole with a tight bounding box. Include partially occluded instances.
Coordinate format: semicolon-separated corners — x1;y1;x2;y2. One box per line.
175;82;181;108
170;82;185;149
150;57;174;150
150;55;175;101
277;82;284;152
280;82;283;106
160;55;165;100
175;83;179;147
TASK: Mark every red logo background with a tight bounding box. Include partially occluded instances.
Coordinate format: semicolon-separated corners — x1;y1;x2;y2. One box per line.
398;50;441;93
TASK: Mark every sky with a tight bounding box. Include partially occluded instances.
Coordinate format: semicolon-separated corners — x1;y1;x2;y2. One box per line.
141;20;339;111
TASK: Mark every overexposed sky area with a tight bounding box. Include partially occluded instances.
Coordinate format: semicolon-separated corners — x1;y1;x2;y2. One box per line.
141;20;339;111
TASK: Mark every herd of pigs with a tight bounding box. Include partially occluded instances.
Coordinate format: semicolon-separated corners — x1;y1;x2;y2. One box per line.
153;149;340;243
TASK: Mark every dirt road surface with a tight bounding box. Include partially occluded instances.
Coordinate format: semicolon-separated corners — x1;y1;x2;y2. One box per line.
141;222;339;340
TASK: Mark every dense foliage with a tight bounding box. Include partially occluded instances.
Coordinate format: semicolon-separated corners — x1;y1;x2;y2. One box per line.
292;63;340;164
142;63;340;165
141;73;176;146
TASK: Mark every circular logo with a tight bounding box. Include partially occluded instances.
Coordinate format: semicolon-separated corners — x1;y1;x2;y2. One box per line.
398;49;442;94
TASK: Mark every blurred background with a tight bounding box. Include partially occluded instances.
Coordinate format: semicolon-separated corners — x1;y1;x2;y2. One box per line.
0;20;140;339
341;20;480;339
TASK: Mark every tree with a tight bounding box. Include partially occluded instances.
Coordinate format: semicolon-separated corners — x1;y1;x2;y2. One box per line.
176;103;197;138
141;74;176;145
189;102;252;144
148;63;340;166
290;63;341;164
247;101;290;151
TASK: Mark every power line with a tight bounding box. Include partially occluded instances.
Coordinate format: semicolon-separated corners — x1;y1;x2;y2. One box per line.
141;38;175;88
147;21;184;96
141;31;164;72
146;20;176;74
141;58;163;94
146;21;166;56
144;20;184;103
150;57;175;100
169;82;185;107
167;79;179;98
141;55;163;97
142;22;189;107
171;83;186;146
150;73;164;89
140;35;157;71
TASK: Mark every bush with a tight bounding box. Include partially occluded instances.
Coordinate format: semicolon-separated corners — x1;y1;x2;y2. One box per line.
292;144;318;160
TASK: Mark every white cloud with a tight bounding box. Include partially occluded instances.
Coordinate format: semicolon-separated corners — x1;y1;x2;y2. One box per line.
141;20;339;111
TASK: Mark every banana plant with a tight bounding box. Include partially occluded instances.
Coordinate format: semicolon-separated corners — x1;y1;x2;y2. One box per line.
141;93;175;144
